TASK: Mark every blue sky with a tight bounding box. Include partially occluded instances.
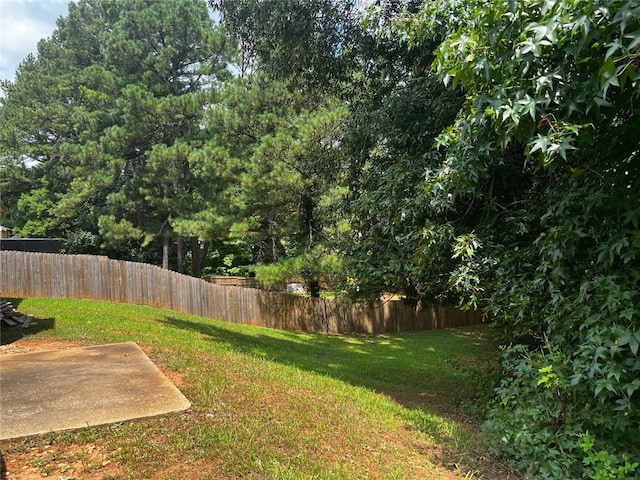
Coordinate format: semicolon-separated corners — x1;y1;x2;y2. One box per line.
0;0;70;82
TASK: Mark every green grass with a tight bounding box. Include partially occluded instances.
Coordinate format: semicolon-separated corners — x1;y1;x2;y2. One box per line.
0;297;510;480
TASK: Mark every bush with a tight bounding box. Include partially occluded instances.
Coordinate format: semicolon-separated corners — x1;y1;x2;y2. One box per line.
484;343;640;479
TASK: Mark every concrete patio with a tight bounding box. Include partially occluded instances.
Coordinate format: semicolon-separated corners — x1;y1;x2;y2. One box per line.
0;342;191;440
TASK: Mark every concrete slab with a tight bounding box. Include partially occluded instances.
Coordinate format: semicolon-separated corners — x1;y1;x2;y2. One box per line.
0;342;191;440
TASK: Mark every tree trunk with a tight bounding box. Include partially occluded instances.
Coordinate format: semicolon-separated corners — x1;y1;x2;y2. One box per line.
301;191;320;298
162;229;170;269
300;193;315;246
176;236;184;273
307;278;320;298
190;237;209;278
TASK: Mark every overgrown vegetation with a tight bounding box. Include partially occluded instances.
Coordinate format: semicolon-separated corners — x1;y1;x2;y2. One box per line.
1;0;639;477
1;298;506;479
400;1;640;477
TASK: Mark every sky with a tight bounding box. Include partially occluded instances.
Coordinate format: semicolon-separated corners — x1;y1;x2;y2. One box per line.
0;0;70;82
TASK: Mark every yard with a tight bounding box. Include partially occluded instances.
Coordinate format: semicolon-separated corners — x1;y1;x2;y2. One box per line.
0;298;516;479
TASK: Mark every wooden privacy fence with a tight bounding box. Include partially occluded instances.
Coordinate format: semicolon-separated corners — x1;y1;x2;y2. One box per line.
0;251;481;334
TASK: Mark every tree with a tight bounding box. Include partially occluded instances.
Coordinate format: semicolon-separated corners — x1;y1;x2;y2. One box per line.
0;0;235;273
401;0;640;476
208;0;373;294
201;77;347;295
211;0;360;90
330;1;466;304
338;74;463;304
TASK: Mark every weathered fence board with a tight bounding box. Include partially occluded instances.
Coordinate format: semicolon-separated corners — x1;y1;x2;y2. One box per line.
0;251;482;334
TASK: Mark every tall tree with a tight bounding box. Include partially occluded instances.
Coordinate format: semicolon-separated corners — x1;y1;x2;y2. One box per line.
328;1;466;304
209;0;366;294
0;0;235;272
201;77;347;295
339;74;463;304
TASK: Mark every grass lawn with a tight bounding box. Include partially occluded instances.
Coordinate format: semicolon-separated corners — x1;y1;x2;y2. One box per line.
0;298;514;479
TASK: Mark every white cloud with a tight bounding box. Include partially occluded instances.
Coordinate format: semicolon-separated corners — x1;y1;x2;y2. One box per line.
0;0;69;82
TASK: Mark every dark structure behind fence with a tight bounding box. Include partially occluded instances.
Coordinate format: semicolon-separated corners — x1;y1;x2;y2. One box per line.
0;251;481;334
0;239;59;253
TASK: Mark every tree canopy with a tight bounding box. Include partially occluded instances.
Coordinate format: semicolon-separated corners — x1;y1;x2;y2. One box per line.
1;0;234;271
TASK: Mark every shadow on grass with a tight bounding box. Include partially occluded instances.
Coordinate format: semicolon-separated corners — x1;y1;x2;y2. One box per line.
161;315;495;412
1;298;56;346
160;315;507;477
2;298;23;308
0;318;56;346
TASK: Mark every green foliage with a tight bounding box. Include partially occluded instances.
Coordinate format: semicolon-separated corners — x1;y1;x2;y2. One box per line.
580;433;639;480
0;0;234;273
339;69;464;303
1;0;356;284
253;247;341;292
483;345;585;478
211;0;360;89
392;0;640;477
201;76;348;291
421;0;640;166
59;230;101;255
203;239;254;276
484;343;639;478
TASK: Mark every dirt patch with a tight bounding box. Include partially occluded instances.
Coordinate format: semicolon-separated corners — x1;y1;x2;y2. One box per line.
0;441;123;480
138;345;189;390
0;339;80;356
